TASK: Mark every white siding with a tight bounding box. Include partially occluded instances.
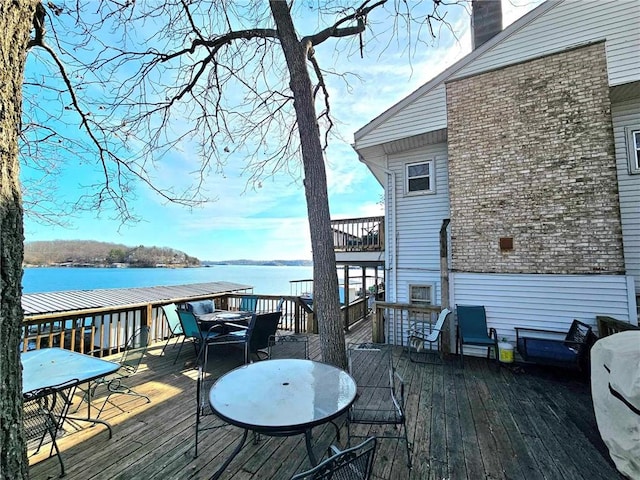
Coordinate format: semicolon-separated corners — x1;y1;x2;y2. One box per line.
612;97;640;295
386;142;450;305
449;272;637;355
356;0;640;149
454;0;640;85
358;84;447;149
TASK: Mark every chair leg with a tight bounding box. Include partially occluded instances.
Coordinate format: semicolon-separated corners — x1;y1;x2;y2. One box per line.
173;337;187;365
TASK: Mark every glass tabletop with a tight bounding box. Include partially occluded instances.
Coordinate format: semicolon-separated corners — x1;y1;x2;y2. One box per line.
209;359;357;433
198;311;251;322
22;348;119;394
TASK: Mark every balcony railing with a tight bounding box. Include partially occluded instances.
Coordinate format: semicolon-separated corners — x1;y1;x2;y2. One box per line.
331;216;384;252
21;293;313;355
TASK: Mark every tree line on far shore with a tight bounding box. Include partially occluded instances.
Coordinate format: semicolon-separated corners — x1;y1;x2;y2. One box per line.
23;240;200;267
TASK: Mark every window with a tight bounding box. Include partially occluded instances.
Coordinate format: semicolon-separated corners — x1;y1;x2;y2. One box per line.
409;284;433;306
626;126;640;174
406;160;434;194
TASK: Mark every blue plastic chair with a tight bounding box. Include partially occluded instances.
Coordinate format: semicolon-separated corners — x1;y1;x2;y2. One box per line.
160;303;183;356
455;305;498;367
175;310;221;365
239;295;258;313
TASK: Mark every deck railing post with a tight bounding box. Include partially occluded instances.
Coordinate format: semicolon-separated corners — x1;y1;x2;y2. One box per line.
373;305;384;343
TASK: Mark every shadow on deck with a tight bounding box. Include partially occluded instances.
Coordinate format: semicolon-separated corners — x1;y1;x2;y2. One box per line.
29;317;622;480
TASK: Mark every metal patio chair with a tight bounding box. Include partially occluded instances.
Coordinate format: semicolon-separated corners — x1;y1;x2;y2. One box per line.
291;437;377;480
239;295;258;313
92;326;151;417
455;305;498;367
268;334;309;360
23;379;78;477
407;308;451;364
175;310;223;365
194;347;228;458
247;311;283;361
347;343;411;468
160;303;183;356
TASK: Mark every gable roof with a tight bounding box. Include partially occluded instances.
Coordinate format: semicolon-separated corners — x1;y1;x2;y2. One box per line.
354;0;560;142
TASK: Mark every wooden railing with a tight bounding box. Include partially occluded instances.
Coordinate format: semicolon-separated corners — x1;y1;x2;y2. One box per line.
342;296;370;331
331;216;384;252
596;315;640;337
372;302;445;348
21;293;313;354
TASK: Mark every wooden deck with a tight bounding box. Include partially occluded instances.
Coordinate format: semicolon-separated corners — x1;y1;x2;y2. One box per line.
29;318;622;480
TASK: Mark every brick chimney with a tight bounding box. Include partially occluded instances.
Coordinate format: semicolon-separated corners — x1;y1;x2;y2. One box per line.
471;0;503;49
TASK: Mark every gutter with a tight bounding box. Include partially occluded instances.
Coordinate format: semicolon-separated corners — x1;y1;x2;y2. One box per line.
354;149;397;303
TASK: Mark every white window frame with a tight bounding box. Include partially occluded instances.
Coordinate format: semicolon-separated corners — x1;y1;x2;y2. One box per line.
408;284;434;306
625;126;640;174
405;159;435;195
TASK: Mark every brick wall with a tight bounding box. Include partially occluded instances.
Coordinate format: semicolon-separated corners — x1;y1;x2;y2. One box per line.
446;42;624;274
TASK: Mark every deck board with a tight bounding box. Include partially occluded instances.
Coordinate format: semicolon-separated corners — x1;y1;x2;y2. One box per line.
28;317;623;480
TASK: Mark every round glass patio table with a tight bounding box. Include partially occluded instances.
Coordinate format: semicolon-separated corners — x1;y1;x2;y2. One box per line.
208;359;357;478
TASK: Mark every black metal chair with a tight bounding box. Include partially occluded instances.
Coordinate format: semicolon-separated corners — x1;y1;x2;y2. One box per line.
23;379;78;477
247;311;283;361
268;334;309;359
92;326;151;418
194;351;228;458
347;343;411;468
291;437;377;480
455;305;498;367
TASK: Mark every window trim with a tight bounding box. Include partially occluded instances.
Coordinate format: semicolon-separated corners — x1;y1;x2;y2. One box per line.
625;126;640;175
405;159;435;195
408;284;434;306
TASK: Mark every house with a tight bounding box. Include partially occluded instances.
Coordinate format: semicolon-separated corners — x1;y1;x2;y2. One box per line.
353;0;640;351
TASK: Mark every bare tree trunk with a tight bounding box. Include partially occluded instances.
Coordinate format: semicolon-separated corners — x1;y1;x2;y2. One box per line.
0;1;34;478
269;1;346;369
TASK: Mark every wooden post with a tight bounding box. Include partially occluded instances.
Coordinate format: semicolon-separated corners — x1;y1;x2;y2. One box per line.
373;305;385;343
361;267;367;321
343;265;350;331
440;219;451;353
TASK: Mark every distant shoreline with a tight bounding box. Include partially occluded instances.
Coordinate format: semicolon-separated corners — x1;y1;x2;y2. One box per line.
24;260;313;268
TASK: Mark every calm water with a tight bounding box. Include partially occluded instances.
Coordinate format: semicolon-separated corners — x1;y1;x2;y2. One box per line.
22;265;314;296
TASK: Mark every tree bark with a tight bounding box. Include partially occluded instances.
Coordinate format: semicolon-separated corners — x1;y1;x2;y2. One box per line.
0;1;35;478
269;1;347;369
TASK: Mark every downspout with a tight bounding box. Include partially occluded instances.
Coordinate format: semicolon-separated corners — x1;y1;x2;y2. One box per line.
354;149;397;303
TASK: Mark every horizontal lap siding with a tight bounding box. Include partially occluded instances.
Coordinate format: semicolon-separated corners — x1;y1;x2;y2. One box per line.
389;143;449;304
356;0;640;149
357;85;448;149
612;97;640;295
452;272;634;350
452;0;640;86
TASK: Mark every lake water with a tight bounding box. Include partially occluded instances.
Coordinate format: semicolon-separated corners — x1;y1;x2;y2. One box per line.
22;265;314;296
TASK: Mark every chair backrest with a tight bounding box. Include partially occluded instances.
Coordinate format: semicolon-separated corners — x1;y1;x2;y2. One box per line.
23;379;78;442
161;303;183;335
268;334;309;359
239;295;258;313
291;437;377;480
347;342;393;388
178;310;203;339
456;305;489;339
186;300;215;316
120;326;150;375
433;308;452;332
248;311;282;352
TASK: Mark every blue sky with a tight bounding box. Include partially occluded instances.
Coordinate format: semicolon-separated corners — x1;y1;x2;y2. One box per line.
21;0;543;261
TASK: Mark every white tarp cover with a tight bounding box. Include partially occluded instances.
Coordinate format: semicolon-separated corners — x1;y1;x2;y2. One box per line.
591;331;640;479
